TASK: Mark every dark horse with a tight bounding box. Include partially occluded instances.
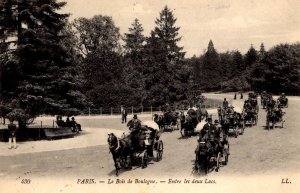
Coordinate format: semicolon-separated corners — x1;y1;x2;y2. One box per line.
107;133;133;176
194;140;213;175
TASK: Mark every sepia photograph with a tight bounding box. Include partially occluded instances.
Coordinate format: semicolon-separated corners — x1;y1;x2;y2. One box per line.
0;0;299;192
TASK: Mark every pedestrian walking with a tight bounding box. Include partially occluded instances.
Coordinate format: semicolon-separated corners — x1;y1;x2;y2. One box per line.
8;119;17;149
122;107;127;124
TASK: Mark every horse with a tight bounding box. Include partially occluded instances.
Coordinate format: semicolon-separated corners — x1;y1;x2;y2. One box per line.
266;108;284;130
180;114;196;137
153;114;165;130
107;133;133;176
194;140;213;175
196;108;208;122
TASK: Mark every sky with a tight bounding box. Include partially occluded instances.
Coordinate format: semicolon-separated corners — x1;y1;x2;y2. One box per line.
61;0;300;57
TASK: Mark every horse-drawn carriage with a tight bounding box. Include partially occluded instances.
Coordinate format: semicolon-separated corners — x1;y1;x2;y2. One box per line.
242;108;257;127
153;111;180;131
108;121;163;176
261;93;272;109
193;132;229;175
243;97;258;127
180;107;208;137
218;105;244;137
277;96;288;108
222;112;244;138
266;107;285;130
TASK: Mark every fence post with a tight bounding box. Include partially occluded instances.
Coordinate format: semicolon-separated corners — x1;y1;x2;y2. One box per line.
151;106;152;115
40;121;42;140
111;107;113;116
131;106;133;115
159;106;161;112
141;106;143;114
89;107;90;116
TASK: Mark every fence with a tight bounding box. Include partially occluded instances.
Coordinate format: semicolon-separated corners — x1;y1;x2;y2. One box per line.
80;101;223;116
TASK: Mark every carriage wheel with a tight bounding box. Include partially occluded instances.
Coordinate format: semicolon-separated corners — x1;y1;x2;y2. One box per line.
126;156;132;169
215;152;221;172
156;140;164;161
176;119;181;130
223;143;230;165
255;114;258;125
180;128;185;137
235;126;238;138
181;128;188;137
240;122;245;135
142;151;148;169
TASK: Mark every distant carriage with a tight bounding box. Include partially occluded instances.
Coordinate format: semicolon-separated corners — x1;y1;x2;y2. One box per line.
153;111;180;131
218;106;244;137
107;121;163;176
242;108;258;127
278;97;288;108
266;108;285;130
180;108;208;137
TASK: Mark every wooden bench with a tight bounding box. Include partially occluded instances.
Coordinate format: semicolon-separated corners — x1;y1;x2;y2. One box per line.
44;127;75;140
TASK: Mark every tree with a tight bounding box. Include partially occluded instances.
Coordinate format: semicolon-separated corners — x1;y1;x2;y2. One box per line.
232;50;244;70
123;18;145;54
72;15;121;57
264;43;300;94
122;19;146;106
200;40;221;90
245;44;258;66
0;0;87;129
143;5;188;106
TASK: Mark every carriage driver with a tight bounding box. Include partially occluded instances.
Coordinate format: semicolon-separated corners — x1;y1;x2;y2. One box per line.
198;117;222;155
127;114;142;131
223;98;229;109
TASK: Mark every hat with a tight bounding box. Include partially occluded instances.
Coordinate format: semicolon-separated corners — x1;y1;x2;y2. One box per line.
214;120;219;124
133;114;137;119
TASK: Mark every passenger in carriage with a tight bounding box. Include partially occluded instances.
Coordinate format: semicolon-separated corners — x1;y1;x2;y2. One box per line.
223;98;229;109
273;101;283;118
266;96;276;110
227;105;235;114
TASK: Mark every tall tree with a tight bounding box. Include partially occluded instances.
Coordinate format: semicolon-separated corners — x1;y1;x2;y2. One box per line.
123;18;145;54
200;40;220;90
0;0;87;129
122;19;146;106
245;44;258;66
143;5;187;106
259;42;267;61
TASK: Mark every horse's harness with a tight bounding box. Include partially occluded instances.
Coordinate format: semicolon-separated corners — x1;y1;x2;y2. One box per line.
108;135;121;154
